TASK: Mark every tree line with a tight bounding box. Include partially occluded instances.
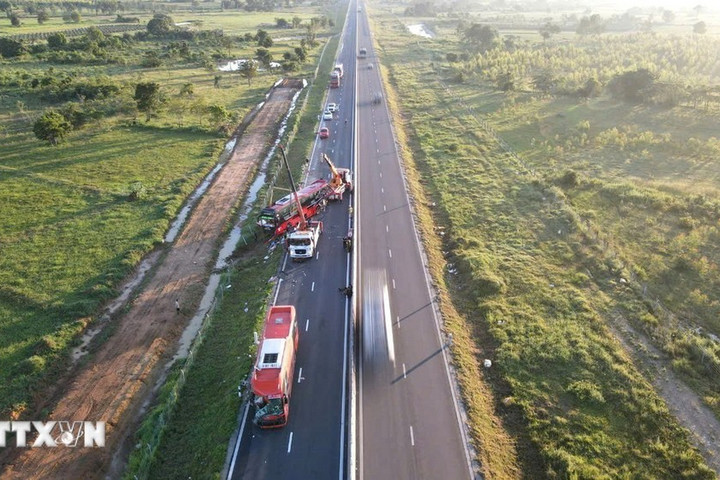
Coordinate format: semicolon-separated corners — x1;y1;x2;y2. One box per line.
1;12;328;144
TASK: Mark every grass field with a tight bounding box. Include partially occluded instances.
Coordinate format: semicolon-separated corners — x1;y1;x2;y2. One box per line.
0;5;334;423
370;1;719;478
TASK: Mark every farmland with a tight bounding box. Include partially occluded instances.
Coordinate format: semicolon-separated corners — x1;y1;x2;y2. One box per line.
369;1;720;478
0;0;334;435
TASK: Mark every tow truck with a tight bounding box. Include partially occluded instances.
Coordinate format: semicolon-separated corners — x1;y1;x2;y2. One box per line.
322;153;353;201
278;145;324;260
251;305;298;428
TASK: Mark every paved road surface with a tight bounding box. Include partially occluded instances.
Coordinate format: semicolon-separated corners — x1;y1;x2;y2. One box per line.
354;5;474;480
228;6;358;480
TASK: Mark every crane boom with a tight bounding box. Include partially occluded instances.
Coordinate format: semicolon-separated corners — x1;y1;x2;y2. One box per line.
322;153;343;190
278;145;308;231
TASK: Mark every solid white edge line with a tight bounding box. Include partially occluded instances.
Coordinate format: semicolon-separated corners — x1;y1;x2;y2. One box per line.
227;402;251;480
288;431;294;453
273;278;283;306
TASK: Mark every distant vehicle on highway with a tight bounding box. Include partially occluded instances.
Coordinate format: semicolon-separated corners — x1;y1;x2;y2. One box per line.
319;127;330;139
358;47;367;58
361;269;395;367
368;64;373;70
323;110;333;121
327;103;338;112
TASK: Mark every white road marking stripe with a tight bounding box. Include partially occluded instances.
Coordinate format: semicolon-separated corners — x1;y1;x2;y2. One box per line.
298;368;303;383
273;278;283;305
381;187;384;193
288;432;294;453
226;402;250;479
410;426;415;446
305;319;309;331
311;281;315;292
403;363;407;379
392;278;396;289
316;251;320;260
388;249;392;258
383;205;386;212
386;225;389;233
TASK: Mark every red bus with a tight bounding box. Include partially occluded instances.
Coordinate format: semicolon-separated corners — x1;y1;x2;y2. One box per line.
257;179;330;236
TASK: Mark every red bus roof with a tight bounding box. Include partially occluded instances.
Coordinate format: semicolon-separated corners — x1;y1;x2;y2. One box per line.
252;306;296;398
264;305;295;339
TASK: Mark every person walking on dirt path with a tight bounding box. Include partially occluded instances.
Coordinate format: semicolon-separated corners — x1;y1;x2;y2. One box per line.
175;299;180;314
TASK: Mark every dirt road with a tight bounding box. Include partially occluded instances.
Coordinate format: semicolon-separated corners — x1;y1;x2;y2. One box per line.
0;79;304;480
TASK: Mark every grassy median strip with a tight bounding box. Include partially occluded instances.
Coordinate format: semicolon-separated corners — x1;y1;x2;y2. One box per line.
370;5;717;479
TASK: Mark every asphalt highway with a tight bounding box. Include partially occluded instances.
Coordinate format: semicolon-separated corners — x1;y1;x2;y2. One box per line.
354;5;474;480
227;5;358;480
228;2;472;478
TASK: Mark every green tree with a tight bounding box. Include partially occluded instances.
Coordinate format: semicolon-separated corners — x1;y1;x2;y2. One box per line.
539;21;561;42
608;69;655;103
532;70;555;94
85;26;105;43
294;46;306;62
255;29;269;45
260;36;273;48
37;10;49;24
239;59;258;85
33;110;73;145
70;10;81;23
693;21;707;34
255;47;272;67
0;37;25;57
576;14;605;35
134;82;163;120
496;71;515;91
0;0;11;17
578;77;602;99
463;23;499;52
214;75;222;88
47;32;68;49
147;13;174;36
276;17;289;28
207;104;231;125
10;13;20;26
291;16;302;28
